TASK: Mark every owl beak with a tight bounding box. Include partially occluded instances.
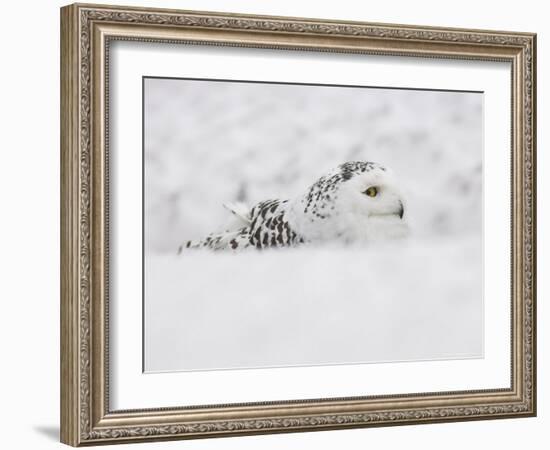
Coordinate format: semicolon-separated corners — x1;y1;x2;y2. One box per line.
398;201;404;219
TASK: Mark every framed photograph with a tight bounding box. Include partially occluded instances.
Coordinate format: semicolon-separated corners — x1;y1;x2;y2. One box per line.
60;3;536;446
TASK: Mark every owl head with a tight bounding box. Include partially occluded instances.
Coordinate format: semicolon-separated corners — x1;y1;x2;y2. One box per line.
289;161;409;244
337;161;405;219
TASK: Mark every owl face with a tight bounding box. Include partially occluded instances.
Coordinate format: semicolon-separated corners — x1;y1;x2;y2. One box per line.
339;165;405;221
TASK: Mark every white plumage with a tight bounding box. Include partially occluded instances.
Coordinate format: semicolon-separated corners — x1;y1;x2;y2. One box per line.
179;161;409;252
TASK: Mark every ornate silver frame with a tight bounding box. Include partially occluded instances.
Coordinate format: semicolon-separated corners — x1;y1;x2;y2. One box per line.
60;3;536;446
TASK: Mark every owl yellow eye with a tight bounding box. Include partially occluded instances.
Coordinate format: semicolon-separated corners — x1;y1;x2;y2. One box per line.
364;186;378;197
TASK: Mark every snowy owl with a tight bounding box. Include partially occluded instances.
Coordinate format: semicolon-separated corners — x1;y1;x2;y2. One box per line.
179;161;408;252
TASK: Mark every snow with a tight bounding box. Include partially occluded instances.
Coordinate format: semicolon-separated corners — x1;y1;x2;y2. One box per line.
145;237;482;372
143;78;483;372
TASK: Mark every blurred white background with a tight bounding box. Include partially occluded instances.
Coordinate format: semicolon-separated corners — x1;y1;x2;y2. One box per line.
145;78;482;253
0;0;546;449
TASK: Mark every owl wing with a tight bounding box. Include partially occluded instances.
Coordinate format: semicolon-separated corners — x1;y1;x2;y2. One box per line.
247;199;302;249
178;228;252;253
178;202;254;252
179;198;300;253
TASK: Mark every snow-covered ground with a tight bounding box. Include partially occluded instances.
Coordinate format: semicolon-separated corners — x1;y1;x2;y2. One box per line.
145;237;482;372
143;78;483;372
